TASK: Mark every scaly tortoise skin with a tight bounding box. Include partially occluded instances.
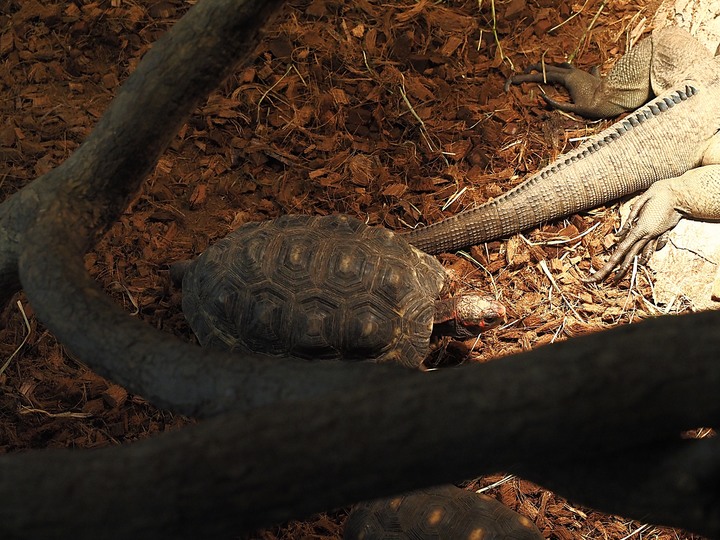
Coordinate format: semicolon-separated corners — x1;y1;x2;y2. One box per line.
173;214;505;369
344;485;544;540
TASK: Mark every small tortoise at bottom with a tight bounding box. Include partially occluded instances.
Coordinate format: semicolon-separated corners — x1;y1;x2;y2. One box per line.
171;214;505;369
344;484;544;540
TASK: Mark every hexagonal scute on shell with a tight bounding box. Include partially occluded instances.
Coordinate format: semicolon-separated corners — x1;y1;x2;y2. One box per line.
341;299;402;361
344;485;544;540
182;259;245;350
288;293;342;359
267;226;325;291
238;282;294;355
373;259;418;311
360;222;447;299
222;226;276;286
343;501;404;539
320;241;376;296
305;212;365;235
379;298;435;368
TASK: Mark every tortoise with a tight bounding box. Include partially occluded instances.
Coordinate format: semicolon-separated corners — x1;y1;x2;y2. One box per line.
171;214;505;369
344;484;544;540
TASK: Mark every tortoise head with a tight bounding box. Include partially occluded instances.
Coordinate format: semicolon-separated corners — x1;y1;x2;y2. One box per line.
432;294;506;339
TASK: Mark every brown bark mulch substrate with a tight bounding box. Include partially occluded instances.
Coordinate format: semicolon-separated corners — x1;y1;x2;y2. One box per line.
0;0;708;538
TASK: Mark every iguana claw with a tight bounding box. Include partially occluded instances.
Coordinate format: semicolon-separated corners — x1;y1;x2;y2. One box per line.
584;181;683;283
505;38;654;119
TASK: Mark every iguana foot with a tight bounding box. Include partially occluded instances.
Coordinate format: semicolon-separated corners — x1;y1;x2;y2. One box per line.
586;165;720;282
506;34;655;119
505;62;642;119
584;182;684;283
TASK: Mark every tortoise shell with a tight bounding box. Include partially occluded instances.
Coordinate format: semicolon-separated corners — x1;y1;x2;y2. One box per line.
344;485;544;540
179;214;449;368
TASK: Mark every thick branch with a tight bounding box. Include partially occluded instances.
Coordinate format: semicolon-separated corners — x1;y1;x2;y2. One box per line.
17;164;720;534
16;215;720;535
0;367;718;539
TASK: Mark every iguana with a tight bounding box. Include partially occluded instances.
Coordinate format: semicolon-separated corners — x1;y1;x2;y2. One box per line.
404;26;720;281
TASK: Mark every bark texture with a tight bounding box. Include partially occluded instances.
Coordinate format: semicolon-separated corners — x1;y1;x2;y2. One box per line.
0;0;718;538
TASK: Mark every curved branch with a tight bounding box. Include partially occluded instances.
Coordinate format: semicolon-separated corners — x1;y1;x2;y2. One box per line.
15;210;720;535
19;213;720;422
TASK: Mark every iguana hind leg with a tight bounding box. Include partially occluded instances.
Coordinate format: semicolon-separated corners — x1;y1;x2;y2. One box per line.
506;34;654;119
